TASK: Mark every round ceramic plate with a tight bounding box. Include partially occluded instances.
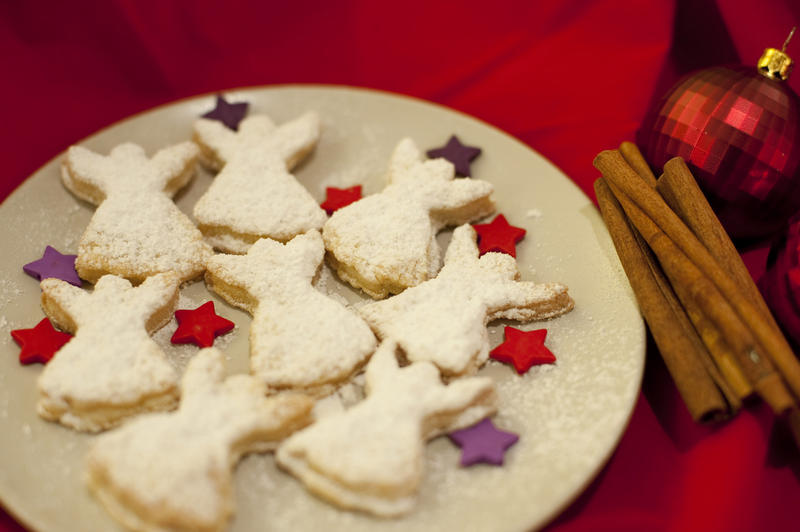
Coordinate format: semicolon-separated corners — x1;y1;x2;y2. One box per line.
0;86;644;532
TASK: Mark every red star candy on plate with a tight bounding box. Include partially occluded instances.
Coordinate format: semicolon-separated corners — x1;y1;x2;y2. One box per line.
320;185;362;215
472;214;526;257
171;301;235;348
490;326;555;374
11;318;73;365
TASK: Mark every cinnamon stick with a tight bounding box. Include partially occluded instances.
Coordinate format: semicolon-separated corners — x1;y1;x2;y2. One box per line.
595;178;730;421
617;145;748;400
606;158;748;405
668;279;753;402
594;149;800;406
596;152;795;413
637;228;747;405
619;141;657;187
658;157;782;333
605;178;792;412
614;156;745;400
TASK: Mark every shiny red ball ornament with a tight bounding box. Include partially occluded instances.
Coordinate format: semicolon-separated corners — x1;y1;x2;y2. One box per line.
759;211;800;349
638;45;800;240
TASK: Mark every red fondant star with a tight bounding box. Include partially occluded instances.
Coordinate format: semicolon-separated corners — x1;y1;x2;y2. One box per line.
171;301;235;348
490;326;555;374
11;318;72;365
472;214;526;257
320;185;362;215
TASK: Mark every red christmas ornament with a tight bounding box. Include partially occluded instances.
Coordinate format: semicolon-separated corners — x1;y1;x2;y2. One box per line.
638;31;800;240
759;211;800;349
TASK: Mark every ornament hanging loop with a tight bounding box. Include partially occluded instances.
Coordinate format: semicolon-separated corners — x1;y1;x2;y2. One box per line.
759;27;795;81
782;27;796;52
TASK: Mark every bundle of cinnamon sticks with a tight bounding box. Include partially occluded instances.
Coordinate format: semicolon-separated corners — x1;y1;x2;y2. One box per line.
593;144;800;434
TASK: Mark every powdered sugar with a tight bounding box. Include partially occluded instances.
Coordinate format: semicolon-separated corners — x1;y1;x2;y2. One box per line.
62;142;212;284
86;347;313;532
323;138;495;299
359;225;574;376
193;113;327;252
205;231;376;395
275;341;496;517
37;273;181;432
0;279;22;344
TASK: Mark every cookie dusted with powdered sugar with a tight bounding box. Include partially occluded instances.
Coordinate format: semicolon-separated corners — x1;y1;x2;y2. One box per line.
322;138;495;299
192;112;327;253
61;142;212;284
87;347;313;532
37;273;181;432
359;224;574;376
276;340;496;517
205;230;377;396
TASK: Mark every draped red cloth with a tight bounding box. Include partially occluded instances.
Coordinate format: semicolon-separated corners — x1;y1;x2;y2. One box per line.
1;1;799;530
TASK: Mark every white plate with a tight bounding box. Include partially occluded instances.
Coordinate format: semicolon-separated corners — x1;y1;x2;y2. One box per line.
0;85;645;532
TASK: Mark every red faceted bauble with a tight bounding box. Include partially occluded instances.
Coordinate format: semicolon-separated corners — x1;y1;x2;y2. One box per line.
637;66;800;240
759;211;800;349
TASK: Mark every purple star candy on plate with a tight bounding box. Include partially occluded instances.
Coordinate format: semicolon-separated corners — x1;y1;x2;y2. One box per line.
426;135;482;177
23;246;82;287
448;417;519;466
202;94;249;131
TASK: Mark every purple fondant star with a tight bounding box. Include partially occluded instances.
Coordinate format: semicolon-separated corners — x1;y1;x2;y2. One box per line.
201;95;249;131
426;135;482;177
448;417;519;466
23;246;82;287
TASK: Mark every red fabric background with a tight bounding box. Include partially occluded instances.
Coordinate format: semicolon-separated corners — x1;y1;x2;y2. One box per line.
2;1;799;530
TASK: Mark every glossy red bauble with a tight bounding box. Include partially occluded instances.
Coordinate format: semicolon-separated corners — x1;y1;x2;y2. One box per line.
638;66;800;240
760;211;800;349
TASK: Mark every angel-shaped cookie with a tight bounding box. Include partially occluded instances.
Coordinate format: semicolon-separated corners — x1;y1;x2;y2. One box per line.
359;224;574;376
87;347;313;532
192;112;327;253
61;142;212;284
276;340;496;517
322;138;495;299
37;273;181;432
205;230;377;395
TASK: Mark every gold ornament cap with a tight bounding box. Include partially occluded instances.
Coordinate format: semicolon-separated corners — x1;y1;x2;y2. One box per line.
758;27;795;81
